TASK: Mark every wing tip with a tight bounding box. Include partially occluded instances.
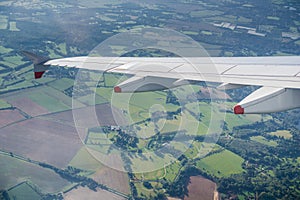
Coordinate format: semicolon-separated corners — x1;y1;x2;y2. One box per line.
35;71;45;79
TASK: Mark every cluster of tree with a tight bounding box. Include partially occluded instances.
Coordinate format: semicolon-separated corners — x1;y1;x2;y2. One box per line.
112;130;139;150
232;119;279;139
147;131;178;150
166;91;179;105
41;193;63;200
0;191;9;200
38;163;106;192
217;159;300;199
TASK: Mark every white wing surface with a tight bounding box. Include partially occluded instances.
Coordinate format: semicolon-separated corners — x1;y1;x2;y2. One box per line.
23;52;300;114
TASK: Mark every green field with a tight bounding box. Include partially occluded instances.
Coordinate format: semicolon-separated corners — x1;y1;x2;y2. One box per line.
96;87;113;100
267;16;280;21
184;142;221;160
77;0;122;8
77;93;108;106
0;55;24;68
190;10;223;18
0;1;13;6
201;30;213;35
237;16;252;23
4;80;36;92
0;154;69;193
8;182;42;200
136;167;165;181
130;153;175;173
9;21;20;31
108;90;172;123
250;136;278;147
47;78;74;91
196;149;244;177
57;43;67;55
0;15;8;29
0;99;11;109
135;182;156;197
68;147;103;172
164;161;182;182
28;91;70;113
182;31;199;36
0;45;12;53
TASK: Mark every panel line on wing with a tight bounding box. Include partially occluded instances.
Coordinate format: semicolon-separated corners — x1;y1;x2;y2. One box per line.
220;65;238;75
168;64;185;72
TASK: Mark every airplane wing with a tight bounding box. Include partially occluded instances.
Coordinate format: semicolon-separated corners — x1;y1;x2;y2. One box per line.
22;51;300;114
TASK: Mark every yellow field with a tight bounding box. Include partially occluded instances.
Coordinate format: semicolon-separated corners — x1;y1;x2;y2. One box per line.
268;130;292;139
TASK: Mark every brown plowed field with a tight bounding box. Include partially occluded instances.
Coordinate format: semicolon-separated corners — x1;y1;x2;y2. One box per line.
64;186;125;200
0;109;25;127
0;118;82;168
92;167;130;194
7;97;49;117
185;176;218;200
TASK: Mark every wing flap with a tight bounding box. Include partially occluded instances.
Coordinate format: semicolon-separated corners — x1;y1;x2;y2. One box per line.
224;64;300;76
234;87;300;114
114;75;181;93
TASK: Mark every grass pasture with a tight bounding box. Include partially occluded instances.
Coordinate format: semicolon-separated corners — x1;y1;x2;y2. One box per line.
109;91;169;123
0;154;69;193
190;10;223;18
184;142;221;160
0;99;11;109
77;93;108;106
0;15;8;29
9;21;20;31
4;80;36;92
77;0;122;8
136;167;165;181
135;182;156;197
164;161;182;182
0;45;12;54
7;182;41;200
196;149;244;177
5;86;76;114
2;55;24;67
47;78;74;91
28;91;70;113
68;147;103;172
6;83;77;113
250;136;278;147
0;1;13;6
28;88;71;112
130;153;175;173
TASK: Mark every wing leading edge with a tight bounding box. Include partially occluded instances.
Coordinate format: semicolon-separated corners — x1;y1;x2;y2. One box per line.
23;52;300;114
